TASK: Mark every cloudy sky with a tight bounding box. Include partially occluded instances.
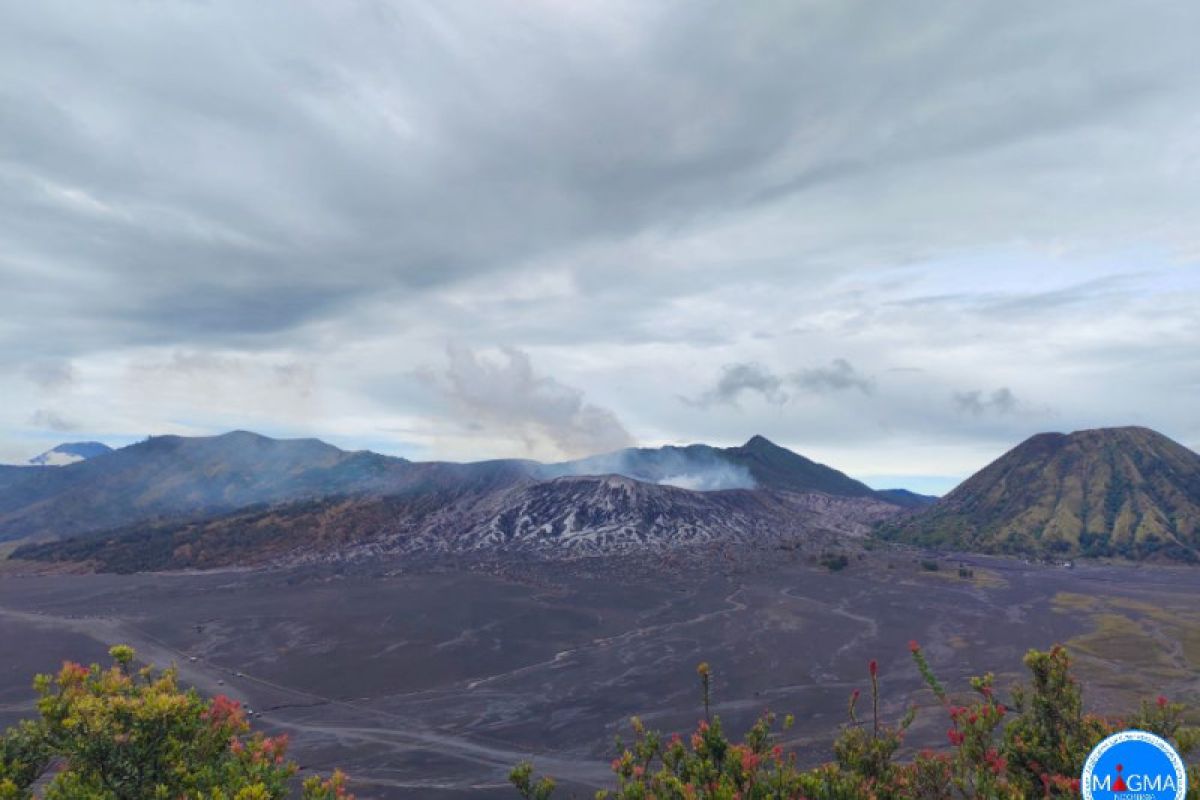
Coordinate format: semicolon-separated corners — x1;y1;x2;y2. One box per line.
3;1;1199;492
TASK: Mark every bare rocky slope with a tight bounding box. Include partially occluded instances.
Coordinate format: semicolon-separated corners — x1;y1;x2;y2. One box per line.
13;473;899;572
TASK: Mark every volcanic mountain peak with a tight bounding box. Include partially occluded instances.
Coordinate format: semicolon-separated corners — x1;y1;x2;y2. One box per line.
719;436;877;499
741;434;779;451
27;441;113;466
537;435;886;499
883;425;1200;561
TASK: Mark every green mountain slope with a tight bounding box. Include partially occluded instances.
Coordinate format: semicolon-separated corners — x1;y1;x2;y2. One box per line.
880;426;1200;561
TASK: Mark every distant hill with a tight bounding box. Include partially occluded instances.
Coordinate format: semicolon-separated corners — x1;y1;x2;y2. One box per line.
28;441;114;466
874;488;939;509
881;426;1200;561
0;431;413;542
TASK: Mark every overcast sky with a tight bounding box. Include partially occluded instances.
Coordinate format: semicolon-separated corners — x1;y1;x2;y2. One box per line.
3;1;1199;492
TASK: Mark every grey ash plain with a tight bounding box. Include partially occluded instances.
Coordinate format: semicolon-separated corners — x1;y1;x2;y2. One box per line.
2;549;1197;799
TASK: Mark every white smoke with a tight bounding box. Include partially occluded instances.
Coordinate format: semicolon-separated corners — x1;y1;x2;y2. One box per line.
429;344;634;459
541;446;756;491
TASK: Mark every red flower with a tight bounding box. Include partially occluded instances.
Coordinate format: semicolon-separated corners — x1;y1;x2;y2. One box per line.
735;747;761;772
1157;695;1169;709
203;694;245;730
59;661;90;683
908;640;920;653
868;660;878;678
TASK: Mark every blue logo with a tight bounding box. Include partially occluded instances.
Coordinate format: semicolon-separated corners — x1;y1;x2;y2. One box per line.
1082;730;1186;800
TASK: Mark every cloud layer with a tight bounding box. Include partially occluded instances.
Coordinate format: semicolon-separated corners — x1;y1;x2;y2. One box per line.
2;2;1199;487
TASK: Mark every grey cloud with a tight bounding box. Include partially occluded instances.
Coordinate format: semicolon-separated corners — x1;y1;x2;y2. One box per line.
689;359;873;407
954;388;1020;416
889;275;1140;319
4;1;1200;360
273;363;317;397
133;351;315;392
428;344;633;458
2;2;1200;476
28;408;80;432
25;361;76;392
794;359;874;395
686;362;787;408
120;351;319;410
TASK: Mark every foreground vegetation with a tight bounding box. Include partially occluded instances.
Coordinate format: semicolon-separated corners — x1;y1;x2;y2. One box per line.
0;646;352;799
2;641;1195;798
512;643;1200;799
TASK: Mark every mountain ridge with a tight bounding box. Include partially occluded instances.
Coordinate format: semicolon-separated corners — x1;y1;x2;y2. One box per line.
13;425;1197;571
0;432;413;542
0;430;903;546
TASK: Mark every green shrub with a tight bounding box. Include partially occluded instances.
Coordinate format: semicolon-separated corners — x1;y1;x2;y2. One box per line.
512;643;1200;799
819;553;850;572
0;645;353;800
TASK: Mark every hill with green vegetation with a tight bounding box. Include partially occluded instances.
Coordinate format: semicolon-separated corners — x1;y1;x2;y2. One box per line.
880;426;1200;561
